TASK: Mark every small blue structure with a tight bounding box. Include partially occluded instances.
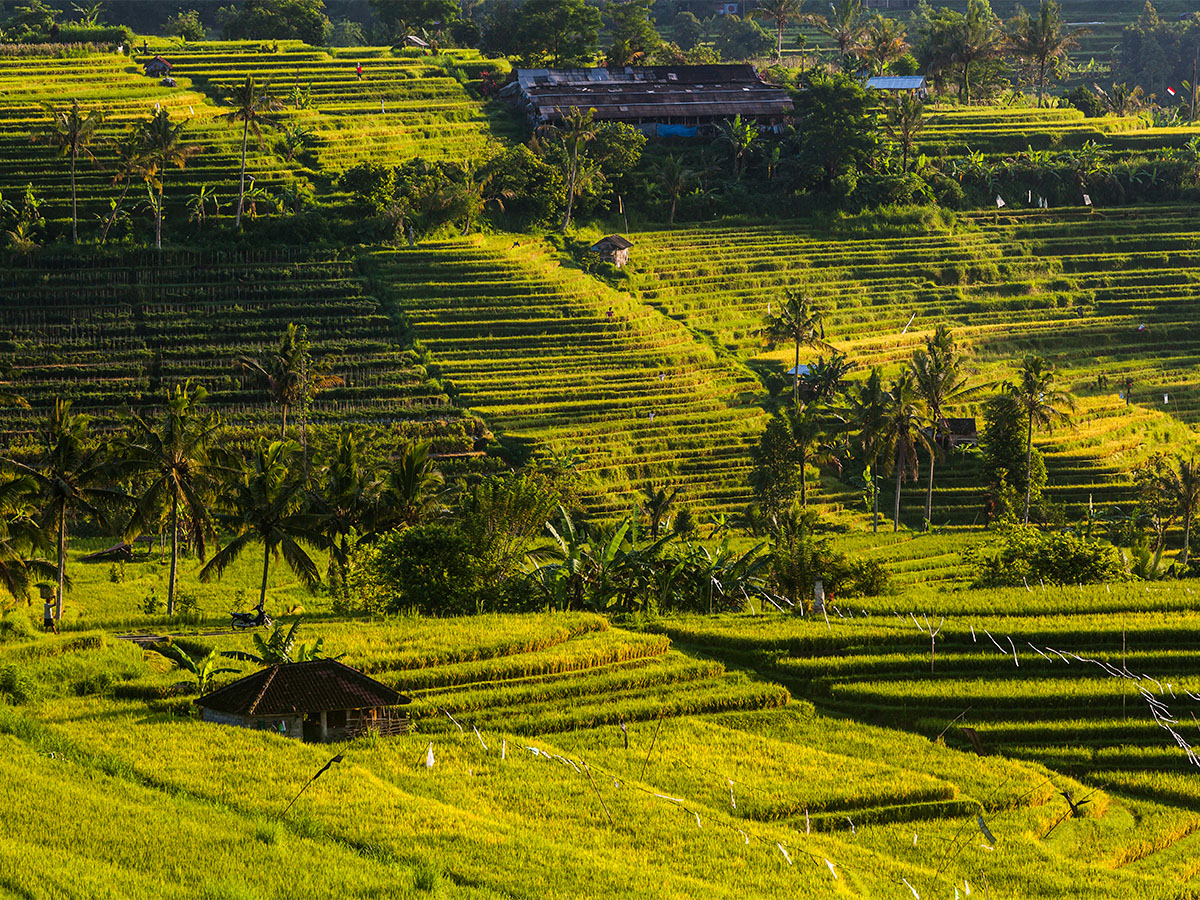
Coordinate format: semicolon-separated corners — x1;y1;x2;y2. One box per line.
866;76;928;99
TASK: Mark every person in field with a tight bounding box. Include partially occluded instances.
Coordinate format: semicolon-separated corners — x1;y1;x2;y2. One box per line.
43;599;57;634
356;62;363;80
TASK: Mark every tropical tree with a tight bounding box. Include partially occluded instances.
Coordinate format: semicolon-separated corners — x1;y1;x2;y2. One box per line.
136;108;197;250
187;184;220;230
1162;455;1200;565
949;0;1006;104
544;106;597;233
1007;355;1074;524
199;440;325;611
221;77;281;227
884;89;924;174
876;371;933;532
640;483;679;538
0;476;56;604
796;352;854;404
786;401;841;508
146;641;238;692
377;440;444;531
99;130;144;245
221;619;333;665
749;0;809;59
655;154;694;225
864;13;909;74
0;400;122;620
308;430;378;590
119;382;221;616
759;292;833;403
908;326;977;530
818;0;869;71
1009;0;1087;107
717;114;759;180
850;366;889;533
35;99;106;244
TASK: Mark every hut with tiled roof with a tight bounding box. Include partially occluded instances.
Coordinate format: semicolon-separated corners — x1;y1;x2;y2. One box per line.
195;659;410;743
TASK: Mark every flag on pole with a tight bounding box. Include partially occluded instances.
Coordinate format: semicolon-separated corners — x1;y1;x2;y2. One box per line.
425;743;435;768
996;195;1006;208
1169;86;1178;96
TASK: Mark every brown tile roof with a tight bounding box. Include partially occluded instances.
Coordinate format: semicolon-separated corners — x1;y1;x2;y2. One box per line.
195;659;408;716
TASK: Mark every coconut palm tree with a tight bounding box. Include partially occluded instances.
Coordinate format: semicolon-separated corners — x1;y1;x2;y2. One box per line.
99;130;144;245
0;400;123;621
199;440;324;611
221;76;281;228
377;440;444;531
749;0;809;59
1007;354;1074;524
308;430;379;590
655;154;694;226
818;0;869;72
864;13;909;74
542;106;597;233
119;382;222;616
760;292;834;403
718;114;759;180
948;0;1006;104
851;366;890;533
0;476;57;604
235;323;341;447
1008;0;1088;108
885;91;924;174
136;108;197;250
1162;455;1200;566
640;483;679;538
909;326;978;531
35;99;106;244
876;371;933;533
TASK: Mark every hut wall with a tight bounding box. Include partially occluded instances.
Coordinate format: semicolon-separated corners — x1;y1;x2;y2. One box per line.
200;707;303;739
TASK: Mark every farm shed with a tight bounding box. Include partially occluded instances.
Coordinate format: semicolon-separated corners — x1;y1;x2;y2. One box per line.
592;234;632;267
866;75;927;99
503;65;793;136
195;659;410;743
143;56;173;77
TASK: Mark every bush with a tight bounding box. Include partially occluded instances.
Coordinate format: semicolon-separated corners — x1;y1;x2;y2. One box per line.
970;525;1126;588
0;611;35;643
370;525;482;616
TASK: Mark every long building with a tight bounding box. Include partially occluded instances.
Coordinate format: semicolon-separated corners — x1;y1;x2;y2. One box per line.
502;65;794;137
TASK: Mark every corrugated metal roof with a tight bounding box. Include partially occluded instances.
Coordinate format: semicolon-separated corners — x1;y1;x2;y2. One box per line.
866;76;927;90
196;659;407;716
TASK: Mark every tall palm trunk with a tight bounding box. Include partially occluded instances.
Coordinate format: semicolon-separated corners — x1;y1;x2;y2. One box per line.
872;465;880;533
100;180;132;245
1023;413;1034;524
70;146;79;245
776;24;784;59
669;195;677;226
560;142;579;233
167;492;179;616
1184;510;1192;567
792;337;801;403
924;450;935;531
1037;57;1047;107
280;404;288;438
156;182;164;250
258;540;271;609
799;445;808;507
55;508;66;620
893;448;904;533
236;118;249;227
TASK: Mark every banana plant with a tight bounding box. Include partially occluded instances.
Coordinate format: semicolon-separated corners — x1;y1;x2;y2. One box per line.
148;641;239;693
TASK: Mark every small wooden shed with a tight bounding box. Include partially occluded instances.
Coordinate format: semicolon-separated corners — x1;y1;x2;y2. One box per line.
143;56;173;77
592;234;633;268
195;659;410;743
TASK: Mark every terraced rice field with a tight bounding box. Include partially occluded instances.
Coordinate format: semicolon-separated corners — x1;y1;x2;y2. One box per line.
0;248;460;438
373;237;769;514
154;41;508;169
630;206;1200;523
0;51;292;233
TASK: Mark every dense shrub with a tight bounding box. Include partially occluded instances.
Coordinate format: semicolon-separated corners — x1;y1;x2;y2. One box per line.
971;525;1126;587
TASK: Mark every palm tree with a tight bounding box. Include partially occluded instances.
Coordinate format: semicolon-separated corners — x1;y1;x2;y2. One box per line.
35;99;106;244
949;0;1006;104
235;323;341;447
0;476;56;604
1009;1;1088;108
864;13;909;74
797;352;855;404
851;366;890;533
909;326;977;530
221;77;281;228
760;292;834;403
0;400;122;621
655;154;694;225
545;106;597;233
718;114;759;180
640;483;679;538
136;108;197;250
818;0;869;72
308;430;378;590
187;184;220;230
119;382;222;616
99;130;144;245
1162;455;1200;566
377;440;444;531
786;401;842;507
199;440;324;612
876;371;932;533
749;0;809;59
885;91;924;174
1007;355;1074;524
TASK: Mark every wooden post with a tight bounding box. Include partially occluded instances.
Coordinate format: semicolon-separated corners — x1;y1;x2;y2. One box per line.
319;710;328;742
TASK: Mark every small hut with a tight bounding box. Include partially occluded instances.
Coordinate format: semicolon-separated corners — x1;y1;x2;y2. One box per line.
592;235;633;268
143;56;173;77
195;659;410;743
866;75;928;100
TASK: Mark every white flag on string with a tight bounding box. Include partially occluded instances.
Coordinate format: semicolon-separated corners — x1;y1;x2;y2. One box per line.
996;195;1006;208
425;743;435;769
1083;194;1092;206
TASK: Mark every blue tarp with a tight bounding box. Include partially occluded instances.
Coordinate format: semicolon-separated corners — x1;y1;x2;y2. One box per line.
658;124;698;138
